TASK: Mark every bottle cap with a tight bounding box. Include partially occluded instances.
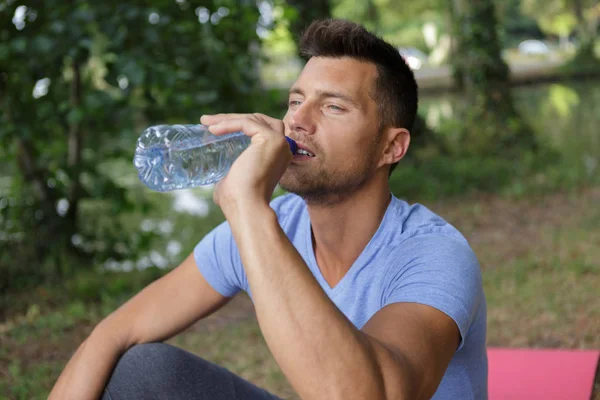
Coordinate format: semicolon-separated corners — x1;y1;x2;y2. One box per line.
285;137;297;155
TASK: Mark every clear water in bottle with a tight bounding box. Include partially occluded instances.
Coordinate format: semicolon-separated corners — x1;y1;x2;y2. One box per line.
134;124;251;191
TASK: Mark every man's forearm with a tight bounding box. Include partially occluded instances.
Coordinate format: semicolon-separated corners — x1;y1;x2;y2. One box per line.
228;205;406;400
49;326;126;400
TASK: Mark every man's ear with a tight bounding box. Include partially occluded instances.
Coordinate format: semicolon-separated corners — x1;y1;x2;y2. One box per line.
378;127;410;168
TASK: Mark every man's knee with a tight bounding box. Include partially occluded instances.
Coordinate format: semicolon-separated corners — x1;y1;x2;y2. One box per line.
104;343;183;397
117;343;172;371
104;343;279;400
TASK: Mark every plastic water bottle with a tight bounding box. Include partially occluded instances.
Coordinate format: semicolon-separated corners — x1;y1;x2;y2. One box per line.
133;124;297;192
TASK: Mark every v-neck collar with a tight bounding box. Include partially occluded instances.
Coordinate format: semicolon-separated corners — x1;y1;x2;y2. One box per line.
303;195;396;297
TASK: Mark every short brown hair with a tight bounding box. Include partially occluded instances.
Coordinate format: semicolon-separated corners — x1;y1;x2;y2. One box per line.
299;19;418;175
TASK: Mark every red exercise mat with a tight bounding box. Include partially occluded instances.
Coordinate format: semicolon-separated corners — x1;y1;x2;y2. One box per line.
488;347;599;400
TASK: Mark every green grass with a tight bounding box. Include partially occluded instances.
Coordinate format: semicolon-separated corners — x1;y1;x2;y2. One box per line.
1;266;167;321
484;232;600;349
2;187;599;399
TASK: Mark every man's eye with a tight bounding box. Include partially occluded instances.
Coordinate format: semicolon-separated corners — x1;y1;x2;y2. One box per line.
289;100;302;106
328;104;344;111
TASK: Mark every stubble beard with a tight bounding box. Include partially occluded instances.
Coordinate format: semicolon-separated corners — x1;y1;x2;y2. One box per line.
279;139;380;207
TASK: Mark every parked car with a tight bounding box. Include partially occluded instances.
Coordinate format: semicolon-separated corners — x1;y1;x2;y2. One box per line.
518;40;550;56
398;47;428;70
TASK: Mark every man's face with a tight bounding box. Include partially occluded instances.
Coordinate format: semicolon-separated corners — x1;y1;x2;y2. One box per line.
280;56;383;205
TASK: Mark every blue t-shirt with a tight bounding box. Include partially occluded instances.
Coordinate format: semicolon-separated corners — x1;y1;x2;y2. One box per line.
194;193;488;399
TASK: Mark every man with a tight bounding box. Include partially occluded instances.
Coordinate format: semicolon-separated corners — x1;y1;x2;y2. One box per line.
50;19;487;400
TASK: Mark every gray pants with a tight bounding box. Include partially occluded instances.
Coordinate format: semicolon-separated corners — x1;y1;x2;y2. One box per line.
102;343;281;400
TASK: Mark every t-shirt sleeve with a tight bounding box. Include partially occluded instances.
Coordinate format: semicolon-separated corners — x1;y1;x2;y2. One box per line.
382;234;483;350
193;221;246;297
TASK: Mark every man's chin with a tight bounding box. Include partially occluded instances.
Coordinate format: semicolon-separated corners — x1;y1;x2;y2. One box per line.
279;170;347;204
278;180;304;196
279;178;339;205
279;172;304;193
279;179;315;198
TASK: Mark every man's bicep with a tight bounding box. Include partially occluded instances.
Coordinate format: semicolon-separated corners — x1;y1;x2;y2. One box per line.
361;303;460;400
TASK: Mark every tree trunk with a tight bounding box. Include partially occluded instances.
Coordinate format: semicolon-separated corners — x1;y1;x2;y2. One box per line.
449;0;536;154
16;138;51;202
365;0;380;31
571;0;599;62
55;57;86;277
66;58;83;227
572;0;590;46
448;0;463;88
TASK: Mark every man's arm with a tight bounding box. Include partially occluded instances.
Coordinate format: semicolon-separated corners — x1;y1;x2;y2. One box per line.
49;252;229;400
229;206;459;400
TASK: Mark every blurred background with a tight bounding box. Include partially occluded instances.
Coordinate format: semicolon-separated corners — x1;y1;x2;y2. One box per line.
0;0;598;398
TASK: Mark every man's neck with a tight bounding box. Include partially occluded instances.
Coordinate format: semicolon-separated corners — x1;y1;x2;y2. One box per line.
305;177;392;288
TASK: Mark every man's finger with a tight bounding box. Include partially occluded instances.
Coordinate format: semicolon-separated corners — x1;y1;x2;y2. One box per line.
208;117;269;137
200;113;250;125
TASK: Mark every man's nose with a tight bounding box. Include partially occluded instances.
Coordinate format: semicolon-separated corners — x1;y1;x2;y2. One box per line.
289;102;316;135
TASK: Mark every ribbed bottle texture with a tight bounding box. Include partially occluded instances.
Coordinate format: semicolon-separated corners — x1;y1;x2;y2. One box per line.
133;124;251;191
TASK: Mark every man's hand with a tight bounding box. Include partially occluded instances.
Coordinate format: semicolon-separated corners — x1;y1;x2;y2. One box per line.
200;113;292;218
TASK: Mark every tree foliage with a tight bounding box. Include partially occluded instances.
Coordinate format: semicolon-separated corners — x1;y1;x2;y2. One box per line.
285;0;331;44
0;0;267;289
521;0;599;59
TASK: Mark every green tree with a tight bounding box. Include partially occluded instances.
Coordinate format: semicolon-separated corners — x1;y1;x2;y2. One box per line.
0;1;267;289
286;0;331;42
332;0;381;31
333;0;447;49
496;0;543;47
448;0;536;154
521;0;599;60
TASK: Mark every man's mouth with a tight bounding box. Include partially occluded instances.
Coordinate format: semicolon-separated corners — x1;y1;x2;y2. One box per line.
295;148;315;157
